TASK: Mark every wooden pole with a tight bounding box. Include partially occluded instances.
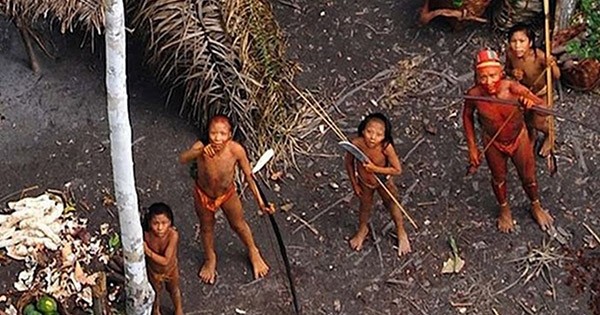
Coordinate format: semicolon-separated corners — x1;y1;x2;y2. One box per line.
543;0;555;153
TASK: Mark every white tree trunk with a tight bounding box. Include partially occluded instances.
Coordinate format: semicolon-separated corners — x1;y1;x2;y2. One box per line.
105;0;155;314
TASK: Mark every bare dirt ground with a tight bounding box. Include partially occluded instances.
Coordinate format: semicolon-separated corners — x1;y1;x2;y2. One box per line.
1;0;600;314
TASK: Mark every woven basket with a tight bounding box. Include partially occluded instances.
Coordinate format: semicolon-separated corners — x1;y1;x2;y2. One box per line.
16;290;70;315
562;58;600;91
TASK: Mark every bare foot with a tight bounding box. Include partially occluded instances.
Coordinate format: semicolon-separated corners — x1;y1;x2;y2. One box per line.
249;249;269;279
349;227;369;251
198;258;217;284
152;305;161;315
497;204;514;233
531;201;554;231
396;229;411;256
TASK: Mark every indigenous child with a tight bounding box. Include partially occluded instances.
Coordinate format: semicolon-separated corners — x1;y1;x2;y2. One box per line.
505;23;560;158
343;113;410;257
143;202;183;315
463;48;554;233
179;115;275;285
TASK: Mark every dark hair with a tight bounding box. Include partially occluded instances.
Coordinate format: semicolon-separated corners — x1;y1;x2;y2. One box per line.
142;202;174;231
357;112;394;147
508;23;536;51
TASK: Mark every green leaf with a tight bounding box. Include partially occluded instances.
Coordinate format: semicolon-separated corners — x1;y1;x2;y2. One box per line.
109;233;121;251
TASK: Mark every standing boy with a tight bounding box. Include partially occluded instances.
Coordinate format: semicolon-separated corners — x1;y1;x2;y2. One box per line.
179;115;275;284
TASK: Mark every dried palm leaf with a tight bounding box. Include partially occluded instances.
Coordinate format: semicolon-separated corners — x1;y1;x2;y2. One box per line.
129;0;256;150
0;0;104;35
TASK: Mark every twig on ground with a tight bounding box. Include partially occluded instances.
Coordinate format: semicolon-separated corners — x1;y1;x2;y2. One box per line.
335;69;394;107
404;136;426;161
582;223;600;245
423;69;457;85
0;185;39;204
276;0;301;11
289;211;319;235
397;293;428;315
370;222;384;270
453;30;477;55
353;247;374;266
292;193;352;234
572;138;589;173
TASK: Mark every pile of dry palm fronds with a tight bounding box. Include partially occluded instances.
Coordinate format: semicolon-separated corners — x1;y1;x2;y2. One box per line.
130;0;313;168
0;0;104;34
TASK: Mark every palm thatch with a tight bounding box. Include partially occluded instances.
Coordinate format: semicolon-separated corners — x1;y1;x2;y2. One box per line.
2;0;312;168
130;0;311;168
223;0;307;166
0;0;104;34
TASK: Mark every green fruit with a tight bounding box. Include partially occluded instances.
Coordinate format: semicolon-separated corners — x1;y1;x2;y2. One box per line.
23;303;42;315
36;295;58;313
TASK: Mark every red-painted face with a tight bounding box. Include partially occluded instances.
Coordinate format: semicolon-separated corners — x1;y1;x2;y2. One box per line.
477;66;503;95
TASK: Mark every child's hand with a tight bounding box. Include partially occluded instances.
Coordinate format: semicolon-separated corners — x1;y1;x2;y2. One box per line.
203;144;218;157
362;161;377;173
512;68;524;81
143;242;151;255
468;149;480;171
259;203;276;214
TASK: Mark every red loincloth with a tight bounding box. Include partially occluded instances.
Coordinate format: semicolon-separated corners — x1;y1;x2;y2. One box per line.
484;126;529;156
194;183;236;212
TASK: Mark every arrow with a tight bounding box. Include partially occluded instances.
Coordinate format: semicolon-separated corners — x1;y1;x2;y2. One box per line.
252;150;300;314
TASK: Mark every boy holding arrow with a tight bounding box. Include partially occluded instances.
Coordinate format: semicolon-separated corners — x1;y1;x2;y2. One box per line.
179;115;275;284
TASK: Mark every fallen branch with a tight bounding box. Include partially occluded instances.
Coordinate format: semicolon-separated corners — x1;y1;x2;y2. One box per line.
289;212;319;235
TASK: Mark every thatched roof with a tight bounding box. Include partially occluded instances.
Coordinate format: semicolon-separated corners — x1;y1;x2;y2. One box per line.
0;0;104;34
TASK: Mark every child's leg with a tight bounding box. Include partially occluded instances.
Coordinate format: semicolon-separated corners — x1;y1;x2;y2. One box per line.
532;112;551;156
378;182;411;256
221;193;269;279
349;185;374;251
194;201;218;284
166;271;184;315
148;273;162;315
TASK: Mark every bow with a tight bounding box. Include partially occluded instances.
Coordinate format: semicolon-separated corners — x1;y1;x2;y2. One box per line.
251;150;300;314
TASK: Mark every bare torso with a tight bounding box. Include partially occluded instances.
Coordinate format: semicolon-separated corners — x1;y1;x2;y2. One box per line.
352;137;388;187
467;80;526;142
507;49;546;94
195;141;239;198
144;228;178;276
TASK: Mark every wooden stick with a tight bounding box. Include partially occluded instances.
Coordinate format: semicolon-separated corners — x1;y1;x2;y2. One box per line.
374;176;418;229
289;212;319;235
543;0;556;151
582;223;600;245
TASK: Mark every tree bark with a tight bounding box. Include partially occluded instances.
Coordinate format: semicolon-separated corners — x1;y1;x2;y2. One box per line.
104;0;155;314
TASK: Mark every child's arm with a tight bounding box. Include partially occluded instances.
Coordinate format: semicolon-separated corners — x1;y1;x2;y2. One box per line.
363;145;402;176
344;152;360;196
179;141;204;164
537;50;560;80
233;143;275;214
144;230;179;267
